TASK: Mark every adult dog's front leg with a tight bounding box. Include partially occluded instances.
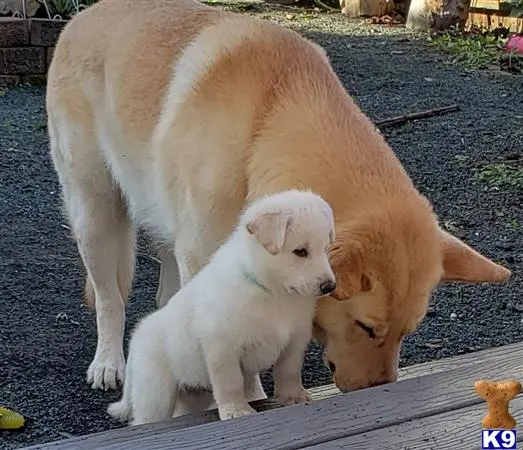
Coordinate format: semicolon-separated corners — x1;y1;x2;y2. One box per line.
204;348;256;420
273;328;312;406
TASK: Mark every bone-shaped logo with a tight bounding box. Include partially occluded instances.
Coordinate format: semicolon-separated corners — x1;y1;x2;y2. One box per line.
474;379;521;430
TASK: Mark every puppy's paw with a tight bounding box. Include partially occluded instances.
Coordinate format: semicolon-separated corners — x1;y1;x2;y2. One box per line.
87;351;125;391
277;387;312;406
218;404;256;421
107;400;129;423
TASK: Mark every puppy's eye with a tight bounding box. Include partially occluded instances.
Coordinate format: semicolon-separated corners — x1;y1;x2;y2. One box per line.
293;248;308;258
355;320;376;339
328;361;336;373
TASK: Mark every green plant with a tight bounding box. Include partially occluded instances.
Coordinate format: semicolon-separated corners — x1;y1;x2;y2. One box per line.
501;48;523;74
76;0;98;9
42;0;98;20
508;0;523;16
3;120;14;133
454;154;470;163
45;0;74;18
432;30;507;70
477;164;523;187
32;119;47;131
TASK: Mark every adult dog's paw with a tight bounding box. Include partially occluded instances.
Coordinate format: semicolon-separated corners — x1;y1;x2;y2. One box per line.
87;352;125;391
277;387;312;406
218;404;256;420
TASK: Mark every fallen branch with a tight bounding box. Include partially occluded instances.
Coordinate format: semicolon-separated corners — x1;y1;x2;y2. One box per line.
137;252;161;265
313;0;340;12
374;104;460;128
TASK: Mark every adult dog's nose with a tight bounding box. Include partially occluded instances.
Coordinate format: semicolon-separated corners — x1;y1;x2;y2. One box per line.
320;280;336;295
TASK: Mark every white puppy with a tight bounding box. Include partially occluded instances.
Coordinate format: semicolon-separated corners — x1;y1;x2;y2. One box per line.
107;189;336;425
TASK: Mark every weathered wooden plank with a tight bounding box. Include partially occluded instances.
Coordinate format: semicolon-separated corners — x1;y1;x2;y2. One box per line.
309;396;523;449
311;341;523;400
467;10;523;33
19;398;282;450
20;348;500;450
398;341;523;380
471;0;501;10
23;343;523;450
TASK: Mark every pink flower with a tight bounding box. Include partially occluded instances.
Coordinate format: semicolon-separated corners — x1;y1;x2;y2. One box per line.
506;35;523;54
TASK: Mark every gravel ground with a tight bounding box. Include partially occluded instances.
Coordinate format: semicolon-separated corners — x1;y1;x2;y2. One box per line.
1;2;522;448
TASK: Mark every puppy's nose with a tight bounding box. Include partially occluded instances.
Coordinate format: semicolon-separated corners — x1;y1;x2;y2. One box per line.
320;280;336;295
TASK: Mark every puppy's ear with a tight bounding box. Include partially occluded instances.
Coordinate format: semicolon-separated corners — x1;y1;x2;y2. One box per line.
439;230;511;283
246;211;291;255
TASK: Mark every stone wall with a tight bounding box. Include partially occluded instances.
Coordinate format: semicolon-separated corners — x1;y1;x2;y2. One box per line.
0;18;67;86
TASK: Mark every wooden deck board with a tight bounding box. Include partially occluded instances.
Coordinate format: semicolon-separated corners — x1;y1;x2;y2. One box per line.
310;396;523;449
311;341;523;399
23;342;523;450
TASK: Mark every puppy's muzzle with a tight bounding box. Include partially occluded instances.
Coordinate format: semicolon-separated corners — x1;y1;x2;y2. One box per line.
319;280;336;295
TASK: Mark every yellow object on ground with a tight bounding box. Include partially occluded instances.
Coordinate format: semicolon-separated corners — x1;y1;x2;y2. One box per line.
0;406;25;430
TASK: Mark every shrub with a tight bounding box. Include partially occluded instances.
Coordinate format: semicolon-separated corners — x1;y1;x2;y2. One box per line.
38;0;98;20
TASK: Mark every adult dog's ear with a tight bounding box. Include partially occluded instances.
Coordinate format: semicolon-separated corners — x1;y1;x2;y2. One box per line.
321;206;335;244
246;211;291;255
314;296;342;334
328;240;371;301
439;230;511;283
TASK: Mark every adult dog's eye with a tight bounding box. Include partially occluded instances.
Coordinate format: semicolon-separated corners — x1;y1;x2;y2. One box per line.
328;361;336;373
356;320;376;339
293;248;308;258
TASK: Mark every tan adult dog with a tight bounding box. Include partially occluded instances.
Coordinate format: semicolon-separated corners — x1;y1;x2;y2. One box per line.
47;0;510;394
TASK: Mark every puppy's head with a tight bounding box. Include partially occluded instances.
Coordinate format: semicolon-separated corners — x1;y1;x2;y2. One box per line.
243;189;336;297
313;194;511;393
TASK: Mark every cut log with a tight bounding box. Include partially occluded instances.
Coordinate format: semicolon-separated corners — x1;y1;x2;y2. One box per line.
340;0;394;17
405;0;471;31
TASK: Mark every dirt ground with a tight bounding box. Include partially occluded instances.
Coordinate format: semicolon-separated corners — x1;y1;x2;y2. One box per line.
0;1;521;448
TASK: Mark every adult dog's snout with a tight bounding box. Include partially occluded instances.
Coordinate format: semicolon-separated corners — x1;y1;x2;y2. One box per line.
319;280;336;295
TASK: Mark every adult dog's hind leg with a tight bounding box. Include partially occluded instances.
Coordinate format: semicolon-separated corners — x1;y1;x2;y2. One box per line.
155;247;180;309
50;117;136;391
80;189;135;391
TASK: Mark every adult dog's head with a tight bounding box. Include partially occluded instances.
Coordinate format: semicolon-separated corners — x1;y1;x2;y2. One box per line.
313;194;511;393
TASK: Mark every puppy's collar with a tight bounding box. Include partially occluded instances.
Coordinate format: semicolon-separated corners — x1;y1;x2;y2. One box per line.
241;267;270;294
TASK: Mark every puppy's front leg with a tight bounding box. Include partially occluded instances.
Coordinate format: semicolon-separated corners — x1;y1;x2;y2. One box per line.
205;350;256;420
273;328;312;406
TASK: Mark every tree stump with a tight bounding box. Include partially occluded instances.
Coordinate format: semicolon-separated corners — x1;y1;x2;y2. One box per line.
405;0;471;32
340;0;394;17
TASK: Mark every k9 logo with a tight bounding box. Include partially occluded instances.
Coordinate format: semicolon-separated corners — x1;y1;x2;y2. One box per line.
482;429;517;449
